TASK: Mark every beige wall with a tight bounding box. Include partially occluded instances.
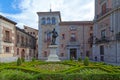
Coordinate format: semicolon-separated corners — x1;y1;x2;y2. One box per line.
0;18;16;57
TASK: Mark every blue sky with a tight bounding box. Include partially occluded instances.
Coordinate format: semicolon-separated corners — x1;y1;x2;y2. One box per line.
0;0;95;29
0;0;21;14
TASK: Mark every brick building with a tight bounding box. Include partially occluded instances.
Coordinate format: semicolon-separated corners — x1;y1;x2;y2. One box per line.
15;27;36;60
0;15;17;62
93;0;120;63
37;11;93;60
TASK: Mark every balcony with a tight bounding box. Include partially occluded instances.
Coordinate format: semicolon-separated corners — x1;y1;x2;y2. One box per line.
95;36;110;44
4;39;12;43
67;40;80;47
88;36;93;44
116;32;120;40
96;8;112;19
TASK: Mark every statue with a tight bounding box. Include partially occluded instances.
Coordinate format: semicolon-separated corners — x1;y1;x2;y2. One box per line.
51;28;58;45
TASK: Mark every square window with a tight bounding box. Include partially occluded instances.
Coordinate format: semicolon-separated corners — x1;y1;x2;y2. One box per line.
6;47;9;53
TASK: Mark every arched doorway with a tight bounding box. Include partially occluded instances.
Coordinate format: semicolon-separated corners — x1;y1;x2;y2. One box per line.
21;49;25;58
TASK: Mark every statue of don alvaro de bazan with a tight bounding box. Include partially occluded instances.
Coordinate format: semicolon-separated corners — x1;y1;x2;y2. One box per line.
46;28;60;62
51;28;58;45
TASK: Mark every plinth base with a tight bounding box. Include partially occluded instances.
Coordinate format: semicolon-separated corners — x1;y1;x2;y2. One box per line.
46;45;60;62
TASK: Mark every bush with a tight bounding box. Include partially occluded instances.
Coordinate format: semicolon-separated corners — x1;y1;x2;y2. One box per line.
0;70;34;80
32;58;36;62
17;58;21;66
21;58;25;62
84;57;89;66
78;57;82;62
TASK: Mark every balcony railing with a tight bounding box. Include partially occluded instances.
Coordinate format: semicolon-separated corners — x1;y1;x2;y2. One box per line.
95;36;110;44
96;8;112;19
4;39;12;43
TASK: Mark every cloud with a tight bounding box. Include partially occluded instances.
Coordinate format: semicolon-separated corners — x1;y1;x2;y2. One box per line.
0;0;94;29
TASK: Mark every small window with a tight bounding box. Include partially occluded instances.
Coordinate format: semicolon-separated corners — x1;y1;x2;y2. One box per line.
17;48;19;55
70;26;76;31
101;29;106;38
90;26;93;30
44;51;47;57
47;17;51;24
41;18;46;25
17;35;19;43
6;47;9;53
5;30;10;42
70;33;76;42
52;17;56;24
33;32;35;34
102;3;107;14
61;44;64;48
62;34;65;39
61;53;64;57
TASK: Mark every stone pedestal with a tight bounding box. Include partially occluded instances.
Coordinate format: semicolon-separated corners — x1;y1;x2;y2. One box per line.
46;45;60;62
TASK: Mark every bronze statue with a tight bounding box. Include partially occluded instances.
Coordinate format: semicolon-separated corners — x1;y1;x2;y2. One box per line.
51;28;58;45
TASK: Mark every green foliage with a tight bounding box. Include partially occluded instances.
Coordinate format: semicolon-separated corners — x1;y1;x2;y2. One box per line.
78;57;82;62
0;70;34;80
32;58;36;62
84;57;89;66
21;58;25;62
17;58;21;66
0;60;120;80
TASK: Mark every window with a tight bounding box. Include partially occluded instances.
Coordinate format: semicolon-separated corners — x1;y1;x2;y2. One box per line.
60;53;64;57
52;17;56;24
6;47;9;52
47;17;51;24
21;36;24;44
70;33;76;42
17;48;19;55
33;32;35;35
61;44;64;48
102;3;107;14
26;38;28;46
62;34;65;39
44;51;47;57
90;26;93;30
5;31;10;42
41;18;46;25
101;30;106;38
100;45;104;55
70;26;76;31
17;35;19;43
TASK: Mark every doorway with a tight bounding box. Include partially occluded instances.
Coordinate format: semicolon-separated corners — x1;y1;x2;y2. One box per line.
70;48;77;60
21;49;25;58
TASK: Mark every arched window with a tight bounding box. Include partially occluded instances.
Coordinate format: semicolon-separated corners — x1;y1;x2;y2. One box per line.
41;18;46;25
47;17;51;24
52;17;56;24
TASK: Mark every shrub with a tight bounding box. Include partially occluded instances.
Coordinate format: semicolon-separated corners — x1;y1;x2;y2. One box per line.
0;70;34;80
21;58;25;62
78;57;82;62
17;58;21;66
84;57;89;66
32;58;36;62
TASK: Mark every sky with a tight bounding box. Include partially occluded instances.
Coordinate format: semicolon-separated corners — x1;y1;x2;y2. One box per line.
0;0;95;29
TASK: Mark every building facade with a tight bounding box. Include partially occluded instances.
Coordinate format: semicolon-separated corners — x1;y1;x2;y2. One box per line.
0;15;37;62
37;11;93;60
0;15;17;62
24;25;38;59
93;0;120;63
15;27;36;60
